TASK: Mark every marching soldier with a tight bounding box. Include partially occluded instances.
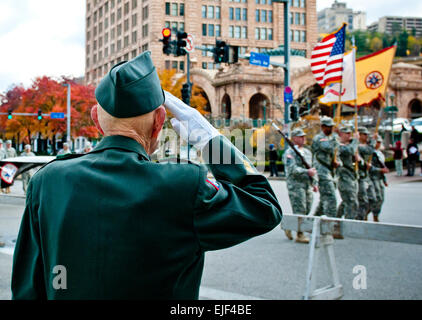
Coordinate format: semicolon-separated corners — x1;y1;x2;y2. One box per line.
337;126;360;219
357;127;377;220
283;128;318;243
368;137;389;222
20;144;36;194
4;140;17;193
11;52;282;299
312;116;340;217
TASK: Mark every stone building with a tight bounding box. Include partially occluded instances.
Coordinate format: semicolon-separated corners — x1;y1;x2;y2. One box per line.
85;0;318;87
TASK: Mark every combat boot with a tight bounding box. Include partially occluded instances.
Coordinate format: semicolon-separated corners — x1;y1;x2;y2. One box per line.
284;230;293;240
295;232;309;244
0;241;4;248
373;215;379;222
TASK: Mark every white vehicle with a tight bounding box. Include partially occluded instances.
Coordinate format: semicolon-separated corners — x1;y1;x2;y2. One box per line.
379;118;411;133
410;117;422;133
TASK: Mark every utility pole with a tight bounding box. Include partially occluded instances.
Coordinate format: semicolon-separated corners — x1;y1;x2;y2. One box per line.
62;83;71;146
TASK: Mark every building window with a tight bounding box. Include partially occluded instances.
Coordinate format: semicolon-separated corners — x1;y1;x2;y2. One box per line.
142;24;148;37
132;14;137;27
172;61;178;70
171;21;178;31
165;2;170;15
117;24;122;36
216;6;221;19
131;49;137;58
216;24;221;37
131;0;137;10
256;10;259;22
207;6;214;19
300;30;306;42
243;8;248;21
124;19;129;32
268;28;273;40
143;6;148;19
235;26;241;38
261;10;267;23
295;13;300;25
242;26;247;39
260;28;267;40
229;26;234;38
179;22;185;32
179;61;184;72
255;28;259;40
202;24;207;36
202;5;207;18
117;7;122;20
208;24;215;37
111;13;115;25
300;0;306;8
171;3;178;16
166;60;171;69
132;31;137;43
124;2;129;15
294;30;300;42
269;10;273;23
235;8;241;20
229;7;234;20
180;3;184;16
202;62;207;69
302;13;306;25
117;39;121;50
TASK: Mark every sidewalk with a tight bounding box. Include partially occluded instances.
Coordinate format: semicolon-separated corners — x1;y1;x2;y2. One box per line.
384;171;422;185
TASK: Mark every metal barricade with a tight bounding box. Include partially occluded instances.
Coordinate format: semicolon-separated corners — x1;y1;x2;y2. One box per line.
281;215;422;300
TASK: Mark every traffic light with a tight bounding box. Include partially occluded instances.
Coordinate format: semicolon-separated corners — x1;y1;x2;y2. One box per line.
290;105;298;122
7;109;12;120
214;40;227;63
161;28;172;55
227;46;239;64
181;83;191;105
176;31;188;56
37;109;43;120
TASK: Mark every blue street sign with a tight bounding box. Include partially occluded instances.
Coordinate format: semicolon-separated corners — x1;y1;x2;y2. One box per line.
249;52;270;68
50;112;65;119
284;86;293;104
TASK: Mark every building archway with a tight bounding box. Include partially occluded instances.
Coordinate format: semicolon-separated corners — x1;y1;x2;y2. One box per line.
249;93;270;120
409;99;422;119
221;94;232;119
195;87;211;114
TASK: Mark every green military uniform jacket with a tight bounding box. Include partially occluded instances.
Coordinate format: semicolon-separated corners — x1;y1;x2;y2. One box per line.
11;135;282;300
311;132;339;181
358;140;375;180
283;146;317;187
338;139;359;180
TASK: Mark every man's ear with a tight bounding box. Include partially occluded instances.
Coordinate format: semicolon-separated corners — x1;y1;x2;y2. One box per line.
151;106;166;139
91;105;104;136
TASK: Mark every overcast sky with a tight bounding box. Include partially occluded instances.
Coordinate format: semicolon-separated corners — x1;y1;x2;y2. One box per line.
1;0;421;94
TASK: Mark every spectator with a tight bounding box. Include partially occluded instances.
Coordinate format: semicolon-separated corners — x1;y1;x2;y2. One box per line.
410;126;419;144
406;138;419;177
269;144;279;177
57;143;72;156
389;141;404;177
83;142;93;153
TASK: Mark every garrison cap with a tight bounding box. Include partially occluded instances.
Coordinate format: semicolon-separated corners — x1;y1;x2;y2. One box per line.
95;51;165;118
320;116;335;127
358;127;369;134
291;128;306;137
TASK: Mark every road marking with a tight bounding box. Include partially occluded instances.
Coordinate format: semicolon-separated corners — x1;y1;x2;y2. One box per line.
199;286;264;300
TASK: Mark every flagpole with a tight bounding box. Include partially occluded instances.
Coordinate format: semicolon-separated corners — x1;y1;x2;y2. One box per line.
351;38;359;173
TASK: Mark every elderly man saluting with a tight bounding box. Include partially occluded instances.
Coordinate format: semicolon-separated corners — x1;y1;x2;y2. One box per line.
11;52;282;300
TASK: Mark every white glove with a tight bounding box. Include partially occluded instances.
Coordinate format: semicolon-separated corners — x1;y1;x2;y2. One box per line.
164;90;220;150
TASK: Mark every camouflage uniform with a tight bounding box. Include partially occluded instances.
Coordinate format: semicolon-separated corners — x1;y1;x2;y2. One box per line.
284;144;316;215
369;144;387;218
357;128;376;220
312;118;339;217
337;128;359;219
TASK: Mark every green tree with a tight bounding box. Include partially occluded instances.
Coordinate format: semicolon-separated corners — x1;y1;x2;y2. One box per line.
369;37;383;52
397;30;409;56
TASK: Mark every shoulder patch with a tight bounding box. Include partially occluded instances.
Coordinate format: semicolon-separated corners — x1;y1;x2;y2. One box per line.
206;178;220;191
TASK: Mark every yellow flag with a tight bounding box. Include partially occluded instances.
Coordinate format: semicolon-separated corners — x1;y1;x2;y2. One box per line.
355;46;396;107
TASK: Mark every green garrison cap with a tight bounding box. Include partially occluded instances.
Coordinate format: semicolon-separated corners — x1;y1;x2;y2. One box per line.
95;51;165;118
321;116;335;127
291;128;306;137
358;127;369;134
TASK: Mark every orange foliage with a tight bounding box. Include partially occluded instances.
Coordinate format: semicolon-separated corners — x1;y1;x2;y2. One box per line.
0;77;99;143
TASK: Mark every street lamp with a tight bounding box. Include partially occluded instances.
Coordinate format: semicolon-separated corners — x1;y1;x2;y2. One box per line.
61;83;71;146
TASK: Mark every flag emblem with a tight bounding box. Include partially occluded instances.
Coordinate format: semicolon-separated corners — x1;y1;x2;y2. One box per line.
311;24;346;88
365;71;384;89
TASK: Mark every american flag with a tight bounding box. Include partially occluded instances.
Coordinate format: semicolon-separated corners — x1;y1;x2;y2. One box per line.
311;24;346;88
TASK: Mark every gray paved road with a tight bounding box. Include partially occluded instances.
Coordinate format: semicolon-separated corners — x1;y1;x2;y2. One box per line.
1;179;421;300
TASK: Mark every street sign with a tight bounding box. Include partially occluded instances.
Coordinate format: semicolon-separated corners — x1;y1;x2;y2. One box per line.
385;106;398;113
50;112;65;119
249;52;270;68
284;86;293;104
185;34;194;52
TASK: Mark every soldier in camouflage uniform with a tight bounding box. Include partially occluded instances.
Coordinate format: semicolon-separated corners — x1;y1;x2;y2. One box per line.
283;128;318;243
312;116;340;217
357;127;377;220
337;126;360;219
368;137;389;222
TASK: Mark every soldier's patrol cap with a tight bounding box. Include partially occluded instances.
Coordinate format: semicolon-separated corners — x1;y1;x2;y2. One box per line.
95;51;165;118
291;128;306;137
320;116;335;127
376;136;383;143
358;127;370;134
6;140;12;144
339;126;353;133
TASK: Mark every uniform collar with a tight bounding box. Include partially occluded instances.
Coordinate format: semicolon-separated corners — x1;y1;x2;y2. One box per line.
93;135;150;161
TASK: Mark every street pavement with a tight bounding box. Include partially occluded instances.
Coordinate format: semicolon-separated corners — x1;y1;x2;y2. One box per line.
1;174;422;300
